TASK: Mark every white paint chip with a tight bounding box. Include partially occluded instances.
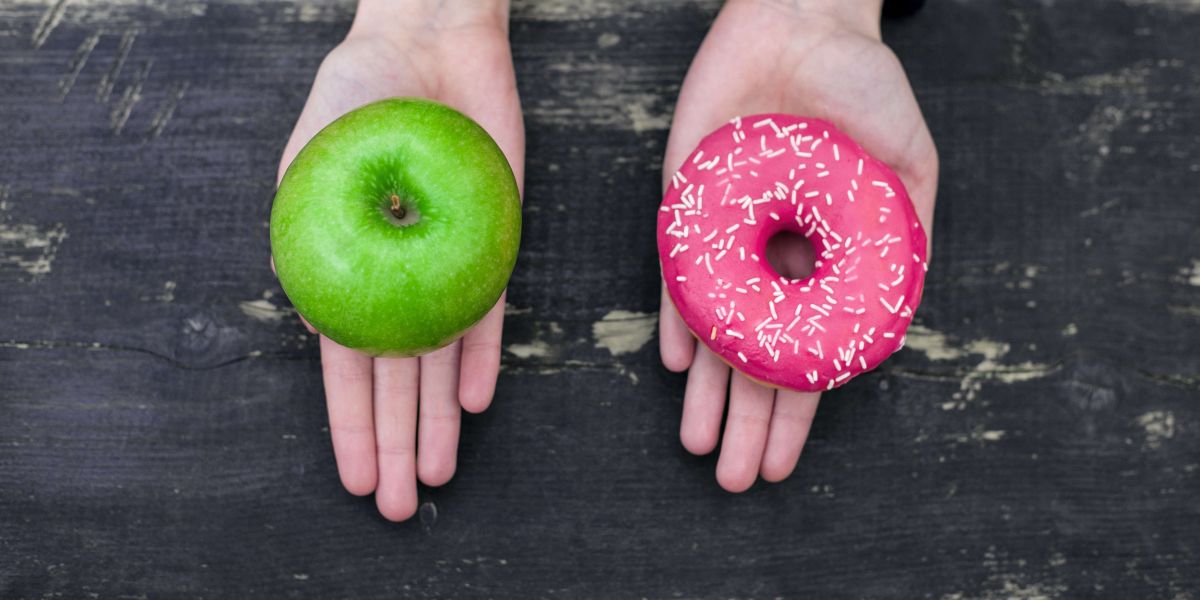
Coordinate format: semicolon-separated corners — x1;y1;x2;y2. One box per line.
506;340;551;359
905;325;1056;403
1136;410;1175;449
592;310;656;356
1;221;68;277
239;299;292;322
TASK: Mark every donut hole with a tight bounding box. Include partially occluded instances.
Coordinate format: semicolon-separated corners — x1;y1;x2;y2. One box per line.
765;230;816;280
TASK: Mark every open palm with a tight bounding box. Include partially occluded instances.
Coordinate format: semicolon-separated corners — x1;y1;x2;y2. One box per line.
275;12;523;521
660;0;938;492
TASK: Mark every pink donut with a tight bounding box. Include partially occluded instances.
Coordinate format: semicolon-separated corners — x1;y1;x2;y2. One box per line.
658;115;928;392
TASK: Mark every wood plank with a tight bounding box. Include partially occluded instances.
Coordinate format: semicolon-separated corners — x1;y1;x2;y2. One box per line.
1;0;1197;597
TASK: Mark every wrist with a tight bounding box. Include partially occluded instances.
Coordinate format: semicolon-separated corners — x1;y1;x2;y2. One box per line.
729;0;884;40
351;0;510;39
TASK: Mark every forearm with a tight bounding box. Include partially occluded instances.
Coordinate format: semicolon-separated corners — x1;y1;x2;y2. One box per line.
352;0;511;38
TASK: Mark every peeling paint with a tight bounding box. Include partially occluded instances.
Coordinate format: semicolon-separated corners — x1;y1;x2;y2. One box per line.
592;310;656;356
1177;260;1200;287
238;299;293;323
0;221;67;277
942;578;1067;600
506;340;551;359
947;426;1007;444
510;0;723;20
904;324;970;361
1136;410;1176;449
596;32;620;48
140;280;175;303
905;325;1057;404
1120;0;1200;12
504;303;533;316
505;319;562;360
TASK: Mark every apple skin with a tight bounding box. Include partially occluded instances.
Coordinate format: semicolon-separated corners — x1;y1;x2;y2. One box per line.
270;98;521;356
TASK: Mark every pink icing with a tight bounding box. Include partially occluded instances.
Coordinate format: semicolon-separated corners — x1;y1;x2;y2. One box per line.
658;115;928;392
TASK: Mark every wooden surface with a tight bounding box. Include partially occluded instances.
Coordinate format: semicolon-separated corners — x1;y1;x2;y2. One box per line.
2;0;1198;597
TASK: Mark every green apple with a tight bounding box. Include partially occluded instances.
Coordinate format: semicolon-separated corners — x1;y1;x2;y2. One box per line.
270;98;521;356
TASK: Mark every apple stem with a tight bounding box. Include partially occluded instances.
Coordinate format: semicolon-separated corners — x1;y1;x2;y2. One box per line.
389;193;406;219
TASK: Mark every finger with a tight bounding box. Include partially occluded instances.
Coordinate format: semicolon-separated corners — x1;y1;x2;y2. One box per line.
320;336;377;495
372;356;420;522
417;342;462;487
459;295;505;414
659;284;696;372
715;372;774;493
453;294;501;412
759;389;820;483
679;345;731;455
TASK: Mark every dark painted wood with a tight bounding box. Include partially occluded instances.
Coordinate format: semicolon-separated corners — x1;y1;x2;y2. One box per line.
1;0;1197;598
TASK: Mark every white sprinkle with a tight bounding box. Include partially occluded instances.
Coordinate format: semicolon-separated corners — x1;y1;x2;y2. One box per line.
786;315;802;331
726;329;744;339
879;294;904;314
883;332;895;339
835;372;850;382
675;276;687;282
738;352;748;363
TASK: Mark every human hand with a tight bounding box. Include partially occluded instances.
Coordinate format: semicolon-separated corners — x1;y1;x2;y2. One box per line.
274;0;523;521
659;0;938;492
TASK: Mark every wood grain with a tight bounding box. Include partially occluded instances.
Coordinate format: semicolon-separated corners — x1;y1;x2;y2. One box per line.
1;0;1197;597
